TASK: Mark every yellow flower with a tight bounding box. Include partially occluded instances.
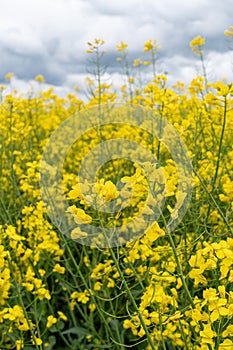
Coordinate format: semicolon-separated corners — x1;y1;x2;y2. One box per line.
107;278;115;288
52;263;65;274
144;40;153;52
34;287;51;300
94;38;105;45
128;77;134;84
58;311;68;321
15;340;24;350
67;207;92;224
5;72;13;82
39;269;46;277
218;286;226;298
224;30;233;37
46;315;57;328
35;75;45;83
18;321;30;331
89;303;96;312
123;319;138;336
219;339;233;349
116;41;128;52
33;337;43;346
123;319;133;329
86;39;105;53
222;324;233;337
200;324;216;344
145;222;165;242
94;281;102;291
86;335;92;342
224;26;233;37
78;291;90;304
138;326;146;337
70;227;88;240
95;179;118;202
143;39;161;52
133;58;142;67
190;35;205;54
189;269;207;287
3;305;24;322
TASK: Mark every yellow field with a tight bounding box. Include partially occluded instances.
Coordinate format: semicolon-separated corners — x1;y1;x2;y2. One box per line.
0;33;233;350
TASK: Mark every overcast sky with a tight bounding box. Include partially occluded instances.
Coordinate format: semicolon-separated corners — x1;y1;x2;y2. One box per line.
0;0;233;98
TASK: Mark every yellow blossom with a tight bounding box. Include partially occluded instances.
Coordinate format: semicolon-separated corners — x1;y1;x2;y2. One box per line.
190;35;205;54
35;75;45;83
116;41;128;52
224;26;233;37
52;263;65;274
57;311;68;321
89;303;96;312
200;324;216;344
46;315;57;328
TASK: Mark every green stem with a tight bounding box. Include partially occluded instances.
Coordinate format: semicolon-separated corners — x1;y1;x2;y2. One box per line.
211;96;227;192
107;245;156;350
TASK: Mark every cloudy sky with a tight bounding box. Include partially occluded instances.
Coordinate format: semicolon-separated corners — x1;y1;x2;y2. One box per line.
0;0;233;98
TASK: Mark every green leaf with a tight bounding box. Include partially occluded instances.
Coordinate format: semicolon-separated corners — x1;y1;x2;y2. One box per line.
62;326;90;337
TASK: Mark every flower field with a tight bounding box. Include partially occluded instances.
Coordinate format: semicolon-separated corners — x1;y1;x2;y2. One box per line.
0;30;233;350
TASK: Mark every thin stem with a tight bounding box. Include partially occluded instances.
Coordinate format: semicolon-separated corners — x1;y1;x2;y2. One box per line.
107;245;156;350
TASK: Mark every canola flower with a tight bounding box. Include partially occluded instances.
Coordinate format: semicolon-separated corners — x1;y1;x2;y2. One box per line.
190;35;205;54
224;25;233;38
0;28;233;349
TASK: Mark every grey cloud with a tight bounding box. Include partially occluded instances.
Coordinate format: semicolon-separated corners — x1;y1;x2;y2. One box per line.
0;0;232;91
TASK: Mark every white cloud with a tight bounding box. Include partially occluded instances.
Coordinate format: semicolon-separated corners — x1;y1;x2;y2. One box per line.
206;51;233;81
0;25;44;56
0;0;232;94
